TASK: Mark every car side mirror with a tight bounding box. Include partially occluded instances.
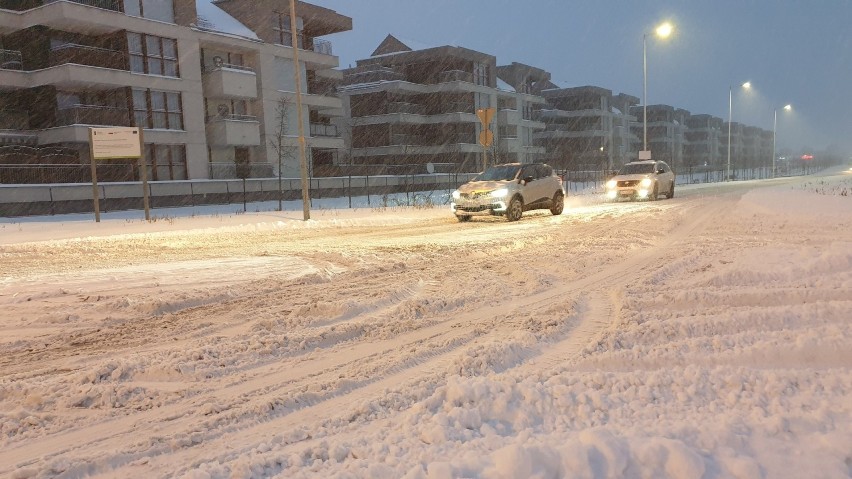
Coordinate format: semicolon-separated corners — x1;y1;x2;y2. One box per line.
656;169;665;174
523;176;535;183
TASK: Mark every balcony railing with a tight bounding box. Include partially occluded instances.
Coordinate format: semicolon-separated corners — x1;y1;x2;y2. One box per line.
0;49;23;70
387;102;425;115
55;105;130;126
312;38;333;56
0;110;29;130
208;113;258;123
49;43;127;70
390;133;420;146
44;0;123;11
439;70;473;83
307;80;338;97
437;102;474;114
390;133;475;146
310;123;338;137
204;62;255;73
442;134;476;144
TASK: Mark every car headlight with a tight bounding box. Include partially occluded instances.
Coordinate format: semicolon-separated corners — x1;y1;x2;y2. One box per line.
490;188;509;198
606;180;617;189
640;178;653;188
452;190;461;200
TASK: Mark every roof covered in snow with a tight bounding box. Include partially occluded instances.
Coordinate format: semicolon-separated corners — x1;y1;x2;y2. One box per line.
195;0;260;41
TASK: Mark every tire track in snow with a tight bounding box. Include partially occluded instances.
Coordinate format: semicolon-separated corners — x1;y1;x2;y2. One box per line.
79;196;737;477
0;194;733;476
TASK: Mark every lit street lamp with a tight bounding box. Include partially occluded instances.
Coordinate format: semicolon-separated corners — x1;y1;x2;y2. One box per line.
643;22;673;154
727;81;751;181
772;104;792;178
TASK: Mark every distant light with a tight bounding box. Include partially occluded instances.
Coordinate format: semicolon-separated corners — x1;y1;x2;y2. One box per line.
656;22;674;38
784;104;792;111
742;82;752;89
801;154;814;160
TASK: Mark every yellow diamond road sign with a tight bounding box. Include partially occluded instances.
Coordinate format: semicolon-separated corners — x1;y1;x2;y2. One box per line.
476;107;496;126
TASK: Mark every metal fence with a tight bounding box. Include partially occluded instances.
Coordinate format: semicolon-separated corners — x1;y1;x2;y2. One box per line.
0;162;823;218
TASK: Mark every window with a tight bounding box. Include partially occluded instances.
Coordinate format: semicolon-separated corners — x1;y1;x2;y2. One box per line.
475;92;490;109
144;144;186;181
272;13;304;48
127;32;179;77
521;101;534;120
473;62;489;86
124;0;175;23
133;89;183;130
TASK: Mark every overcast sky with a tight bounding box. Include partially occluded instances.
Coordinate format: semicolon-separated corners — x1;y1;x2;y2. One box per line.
310;0;851;156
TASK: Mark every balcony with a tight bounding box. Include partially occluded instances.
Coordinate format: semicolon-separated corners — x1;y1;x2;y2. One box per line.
311;38;333;56
49;43;127;70
389;133;476;146
0;49;23;70
55;105;130;126
306;79;337;98
202;65;258;99
310;123;338;137
439;70;473;83
499;137;519;151
437;102;474;115
390;133;420;146
387;102;425;115
0;110;29;130
206;115;261;146
0;0;122;11
45;0;123;11
497;109;519;124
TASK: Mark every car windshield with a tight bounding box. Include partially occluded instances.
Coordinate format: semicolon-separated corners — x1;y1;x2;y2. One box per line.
474;165;520;181
618;163;656;175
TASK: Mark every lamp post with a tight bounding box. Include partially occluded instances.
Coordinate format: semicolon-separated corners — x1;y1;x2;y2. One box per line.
772;104;792;178
727;81;750;181
643;22;673;154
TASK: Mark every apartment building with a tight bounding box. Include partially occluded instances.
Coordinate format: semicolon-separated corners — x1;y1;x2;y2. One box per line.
684;114;723;170
721;121;745;172
535;85;638;171
0;0;350;184
630;104;689;170
337;35;546;174
493;62;547;164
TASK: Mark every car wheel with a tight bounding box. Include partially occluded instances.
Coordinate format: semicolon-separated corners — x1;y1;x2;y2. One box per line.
506;197;523;221
650;183;658;201
457;215;471;222
667;183;675;199
550;192;564;215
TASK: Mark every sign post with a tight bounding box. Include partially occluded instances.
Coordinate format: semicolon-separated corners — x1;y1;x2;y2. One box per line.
476;107;496;170
89;127;147;222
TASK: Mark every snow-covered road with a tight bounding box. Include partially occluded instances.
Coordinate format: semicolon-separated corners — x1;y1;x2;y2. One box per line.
1;173;851;478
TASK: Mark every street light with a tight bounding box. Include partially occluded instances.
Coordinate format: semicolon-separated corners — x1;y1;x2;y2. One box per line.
727;81;751;181
643;21;673;154
772;104;792;178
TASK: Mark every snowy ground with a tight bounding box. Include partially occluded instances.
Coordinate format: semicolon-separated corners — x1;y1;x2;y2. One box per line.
0;171;850;479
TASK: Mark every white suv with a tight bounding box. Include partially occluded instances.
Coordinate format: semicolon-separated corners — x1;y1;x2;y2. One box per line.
451;163;565;222
605;160;675;201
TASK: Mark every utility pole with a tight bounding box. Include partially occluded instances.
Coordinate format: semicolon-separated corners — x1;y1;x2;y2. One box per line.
290;0;310;220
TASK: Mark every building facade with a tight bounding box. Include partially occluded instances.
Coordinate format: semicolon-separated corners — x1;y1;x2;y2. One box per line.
534;85;638;171
0;0;350;184
630;104;689;171
337;35;546;174
684;114;724;170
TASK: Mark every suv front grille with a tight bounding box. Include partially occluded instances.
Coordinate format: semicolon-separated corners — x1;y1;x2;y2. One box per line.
461;192;489;200
456;205;491;212
617;180;640;187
